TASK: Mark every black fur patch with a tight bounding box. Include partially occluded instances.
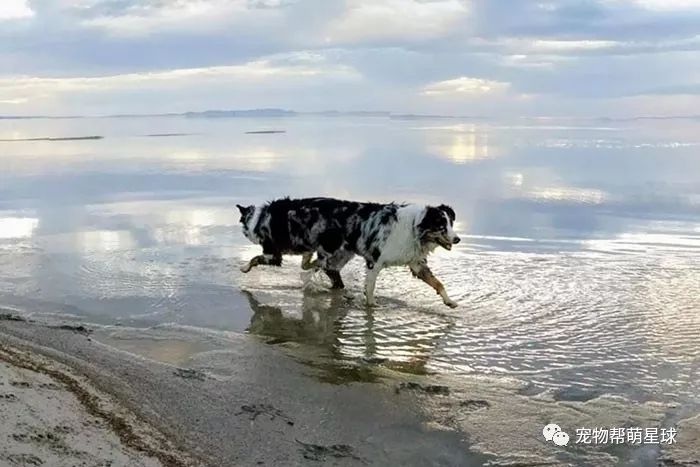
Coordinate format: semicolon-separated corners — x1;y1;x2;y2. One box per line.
417;207;449;239
438;204;456;222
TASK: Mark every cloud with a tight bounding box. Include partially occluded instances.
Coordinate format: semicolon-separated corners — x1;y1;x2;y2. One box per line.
637;83;700;95
0;0;33;19
0;54;362;114
2;0;700;117
0;56;358;91
531;39;620;51
628;0;700;10
0;97;29;104
422;76;510;97
324;0;467;44
76;0;256;36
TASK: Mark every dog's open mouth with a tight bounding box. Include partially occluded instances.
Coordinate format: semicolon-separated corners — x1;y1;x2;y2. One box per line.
438;239;452;250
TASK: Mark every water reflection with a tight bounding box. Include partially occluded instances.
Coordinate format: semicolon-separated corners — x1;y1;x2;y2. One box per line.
0;217;39;239
77;230;135;252
0;115;699;412
244;289;344;348
424;125;493;163
243;288;451;375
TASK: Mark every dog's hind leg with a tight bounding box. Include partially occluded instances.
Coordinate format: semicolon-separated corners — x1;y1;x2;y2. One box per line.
324;269;345;289
300;252;316;270
322;248;353;290
240;253;282;273
409;263;458;308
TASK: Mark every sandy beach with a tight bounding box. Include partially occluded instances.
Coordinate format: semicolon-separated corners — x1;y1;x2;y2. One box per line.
1;310;698;467
0;313;487;466
0;338;192;466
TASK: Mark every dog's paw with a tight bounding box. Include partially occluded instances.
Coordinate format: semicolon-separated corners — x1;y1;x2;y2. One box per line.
240;264;252;273
444;299;459;308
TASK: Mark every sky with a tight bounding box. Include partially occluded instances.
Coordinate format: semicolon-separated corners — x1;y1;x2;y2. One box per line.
2;0;700;117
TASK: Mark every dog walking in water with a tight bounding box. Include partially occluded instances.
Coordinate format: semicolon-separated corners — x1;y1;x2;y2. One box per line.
237;197;460;308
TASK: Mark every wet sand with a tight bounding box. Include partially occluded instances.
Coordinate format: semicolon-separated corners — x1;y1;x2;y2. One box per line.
1;313;698;466
0;339;190;466
0;315;487;466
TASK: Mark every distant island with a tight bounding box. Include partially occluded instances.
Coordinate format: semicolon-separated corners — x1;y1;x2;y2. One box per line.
390;114;488;120
0;108;486;120
0;136;103;142
184;109;297;118
2;108;700;121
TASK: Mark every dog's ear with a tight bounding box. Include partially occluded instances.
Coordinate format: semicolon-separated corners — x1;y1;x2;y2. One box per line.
236;204;250;215
437;204;456;222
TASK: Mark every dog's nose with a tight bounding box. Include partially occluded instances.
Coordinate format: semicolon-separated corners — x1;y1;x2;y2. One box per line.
453;236;461;244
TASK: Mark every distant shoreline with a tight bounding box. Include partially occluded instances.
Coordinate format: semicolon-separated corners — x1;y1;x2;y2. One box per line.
2;109;700;121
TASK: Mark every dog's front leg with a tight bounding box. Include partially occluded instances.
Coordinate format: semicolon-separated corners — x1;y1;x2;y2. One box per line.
240;253;282;273
410;263;458;308
240;255;263;273
364;264;381;307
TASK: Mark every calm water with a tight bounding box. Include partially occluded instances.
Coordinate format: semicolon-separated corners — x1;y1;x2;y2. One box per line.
1;116;699;463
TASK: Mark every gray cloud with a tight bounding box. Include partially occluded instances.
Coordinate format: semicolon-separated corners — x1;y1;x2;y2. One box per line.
1;0;700;116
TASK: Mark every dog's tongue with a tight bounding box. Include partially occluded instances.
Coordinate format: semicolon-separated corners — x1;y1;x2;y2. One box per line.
442;243;452;251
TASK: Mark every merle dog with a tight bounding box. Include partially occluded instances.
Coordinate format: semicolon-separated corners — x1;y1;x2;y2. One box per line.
237;197;460;307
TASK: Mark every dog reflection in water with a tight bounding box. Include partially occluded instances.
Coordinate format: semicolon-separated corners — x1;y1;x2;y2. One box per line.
243;289;345;347
242;290;435;375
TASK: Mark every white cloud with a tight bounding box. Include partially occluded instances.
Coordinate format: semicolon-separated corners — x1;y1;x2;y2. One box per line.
325;0;467;43
532;39;620;51
422;76;510;97
78;0;261;36
0;0;33;19
3;0;700;117
629;0;700;10
499;54;571;69
0;57;361;113
0;97;28;104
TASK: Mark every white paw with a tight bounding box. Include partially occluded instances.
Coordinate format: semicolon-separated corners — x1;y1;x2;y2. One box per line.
240;264;252;273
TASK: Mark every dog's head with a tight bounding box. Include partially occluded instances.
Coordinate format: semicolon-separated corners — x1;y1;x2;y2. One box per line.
237;204;257;243
417;204;460;251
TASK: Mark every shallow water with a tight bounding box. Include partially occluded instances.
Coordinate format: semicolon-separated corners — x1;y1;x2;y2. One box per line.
1;115;699;463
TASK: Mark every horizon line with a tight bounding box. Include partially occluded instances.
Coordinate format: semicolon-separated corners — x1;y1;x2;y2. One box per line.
1;109;699;122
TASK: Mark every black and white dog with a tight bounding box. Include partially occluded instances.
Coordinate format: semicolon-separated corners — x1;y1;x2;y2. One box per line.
237;197;461;308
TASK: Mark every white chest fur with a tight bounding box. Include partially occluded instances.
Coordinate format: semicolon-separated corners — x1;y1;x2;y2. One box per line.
377;205;426;267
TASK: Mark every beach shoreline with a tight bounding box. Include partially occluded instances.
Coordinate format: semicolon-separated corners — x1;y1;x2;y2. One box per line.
0;314;488;466
0;340;195;467
1;312;698;467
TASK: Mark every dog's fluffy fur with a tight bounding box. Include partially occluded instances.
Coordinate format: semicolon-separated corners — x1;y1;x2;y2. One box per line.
237;197;460;307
